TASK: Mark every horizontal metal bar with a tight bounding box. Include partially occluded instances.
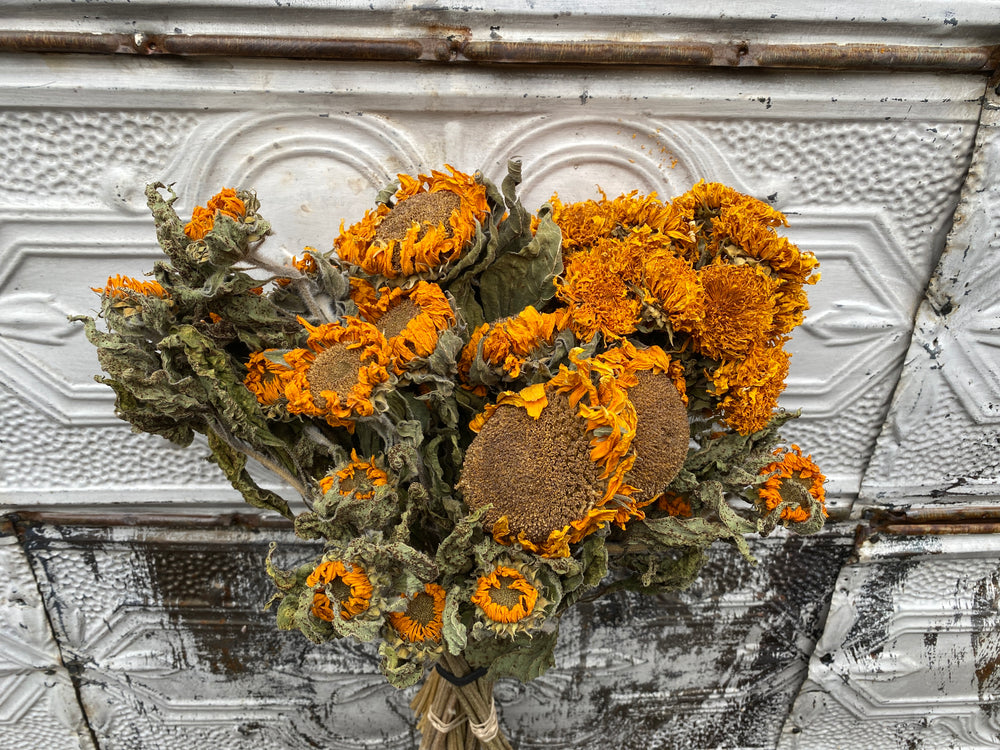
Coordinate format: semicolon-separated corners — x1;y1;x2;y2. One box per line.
8;510;292;530
0;30;996;73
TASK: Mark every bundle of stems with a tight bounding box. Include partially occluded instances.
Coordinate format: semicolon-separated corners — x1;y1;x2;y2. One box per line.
411;654;513;750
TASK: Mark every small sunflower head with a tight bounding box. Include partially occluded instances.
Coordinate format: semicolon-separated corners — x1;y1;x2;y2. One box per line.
336;165;490;281
710;343;790;435
281;316;392;428
319;450;389;500
306;560;374;622
470;562;549;638
353;281;457;372
244;351;293;407
183;187;247;241
387;582;447;645
92;274;172;318
756;445;827;525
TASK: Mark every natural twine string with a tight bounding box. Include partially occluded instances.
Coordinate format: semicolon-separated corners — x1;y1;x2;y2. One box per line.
427;707;465;734
468;698;499;742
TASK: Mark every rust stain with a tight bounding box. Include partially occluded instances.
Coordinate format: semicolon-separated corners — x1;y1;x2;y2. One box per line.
0;30;994;73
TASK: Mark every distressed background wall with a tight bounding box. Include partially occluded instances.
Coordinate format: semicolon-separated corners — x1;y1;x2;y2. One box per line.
1;2;999;748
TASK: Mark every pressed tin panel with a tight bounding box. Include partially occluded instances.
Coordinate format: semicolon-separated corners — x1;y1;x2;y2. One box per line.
778;535;1000;749
21;520;851;749
0;56;985;510
861;76;1000;505
0;522;94;750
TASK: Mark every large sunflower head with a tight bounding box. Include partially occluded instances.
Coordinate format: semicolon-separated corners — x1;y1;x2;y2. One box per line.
353;281;456;372
306;560;374;622
756;445;827;525
387;582;447;644
597;343;690;503
335;165;490;280
281;316;391;428
459;362;638;558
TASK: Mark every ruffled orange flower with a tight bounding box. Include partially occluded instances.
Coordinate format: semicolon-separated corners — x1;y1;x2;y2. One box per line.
710;343;790;435
756;445;827;523
307;560;374;621
93;274;169;300
642;247;705;334
244;351;294;406
458;306;570;382
387;583;446;642
556;230;655;340
319;450;389;499
694;264;780;360
471;566;538;624
461;355;639;557
279;316;391;428
184;187;246;240
353;281;456;372
336;165;490;279
550;189;693;255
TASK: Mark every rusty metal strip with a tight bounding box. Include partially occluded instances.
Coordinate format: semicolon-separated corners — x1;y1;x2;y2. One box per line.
0;30;997;73
867;506;1000;536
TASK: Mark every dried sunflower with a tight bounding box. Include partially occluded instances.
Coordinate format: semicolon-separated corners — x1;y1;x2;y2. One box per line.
387;583;447;643
92;274;172;318
244;351;294;406
555;233;648;340
184;187;246;241
353;281;456;372
470;562;549;637
458;305;570;383
694;264;780;360
642;246;705;335
756;445;827;524
279;316;391;429
710;343;790;435
307;560;374;621
597;342;689;503
319;450;389;499
336;165;490;280
460;359;638;558
550;189;692;255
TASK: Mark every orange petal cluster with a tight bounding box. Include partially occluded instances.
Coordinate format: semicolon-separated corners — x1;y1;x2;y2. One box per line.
184;187;246;240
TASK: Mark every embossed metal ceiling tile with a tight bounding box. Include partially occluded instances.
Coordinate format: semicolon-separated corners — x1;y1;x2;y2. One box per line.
20;519;852;749
861;72;1000;504
0;525;94;750
779;533;1000;749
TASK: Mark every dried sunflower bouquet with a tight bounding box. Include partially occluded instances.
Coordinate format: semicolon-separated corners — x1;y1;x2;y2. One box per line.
77;159;826;749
